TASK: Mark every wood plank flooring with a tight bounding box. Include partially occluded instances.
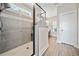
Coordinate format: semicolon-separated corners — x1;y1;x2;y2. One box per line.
43;37;79;56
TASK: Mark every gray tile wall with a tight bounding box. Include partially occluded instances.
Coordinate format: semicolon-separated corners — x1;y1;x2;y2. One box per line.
0;16;32;53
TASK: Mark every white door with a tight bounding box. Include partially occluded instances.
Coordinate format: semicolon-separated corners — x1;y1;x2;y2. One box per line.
59;10;77;46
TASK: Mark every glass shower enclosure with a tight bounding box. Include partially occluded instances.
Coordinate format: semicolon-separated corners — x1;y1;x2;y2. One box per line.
0;3;33;56
0;3;46;56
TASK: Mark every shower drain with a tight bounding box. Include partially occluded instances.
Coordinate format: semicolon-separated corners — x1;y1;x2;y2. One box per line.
26;47;29;49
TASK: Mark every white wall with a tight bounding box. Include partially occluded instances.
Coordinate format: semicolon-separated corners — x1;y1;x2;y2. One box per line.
57;3;79;48
47;8;57;18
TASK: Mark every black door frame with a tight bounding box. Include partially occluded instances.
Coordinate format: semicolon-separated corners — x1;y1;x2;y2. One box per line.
31;3;46;56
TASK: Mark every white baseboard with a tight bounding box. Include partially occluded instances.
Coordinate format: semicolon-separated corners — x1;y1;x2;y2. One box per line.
57;40;79;49
74;45;79;49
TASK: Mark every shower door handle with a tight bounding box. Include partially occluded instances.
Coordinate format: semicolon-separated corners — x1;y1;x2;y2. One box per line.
0;27;4;32
0;26;4;32
0;27;2;30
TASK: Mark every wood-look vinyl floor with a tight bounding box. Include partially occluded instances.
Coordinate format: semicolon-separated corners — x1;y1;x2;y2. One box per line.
43;37;79;56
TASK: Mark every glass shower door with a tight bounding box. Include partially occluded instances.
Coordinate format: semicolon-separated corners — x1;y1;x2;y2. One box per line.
35;3;46;56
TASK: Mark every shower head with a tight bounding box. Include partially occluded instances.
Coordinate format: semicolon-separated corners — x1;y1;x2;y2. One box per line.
0;3;10;12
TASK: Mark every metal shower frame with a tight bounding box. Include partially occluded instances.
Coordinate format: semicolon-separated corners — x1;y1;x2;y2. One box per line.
31;3;46;56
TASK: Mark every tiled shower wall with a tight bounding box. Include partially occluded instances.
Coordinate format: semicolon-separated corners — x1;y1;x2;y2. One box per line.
0;13;32;53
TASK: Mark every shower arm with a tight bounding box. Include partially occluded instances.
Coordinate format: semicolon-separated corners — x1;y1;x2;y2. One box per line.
0;3;10;11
